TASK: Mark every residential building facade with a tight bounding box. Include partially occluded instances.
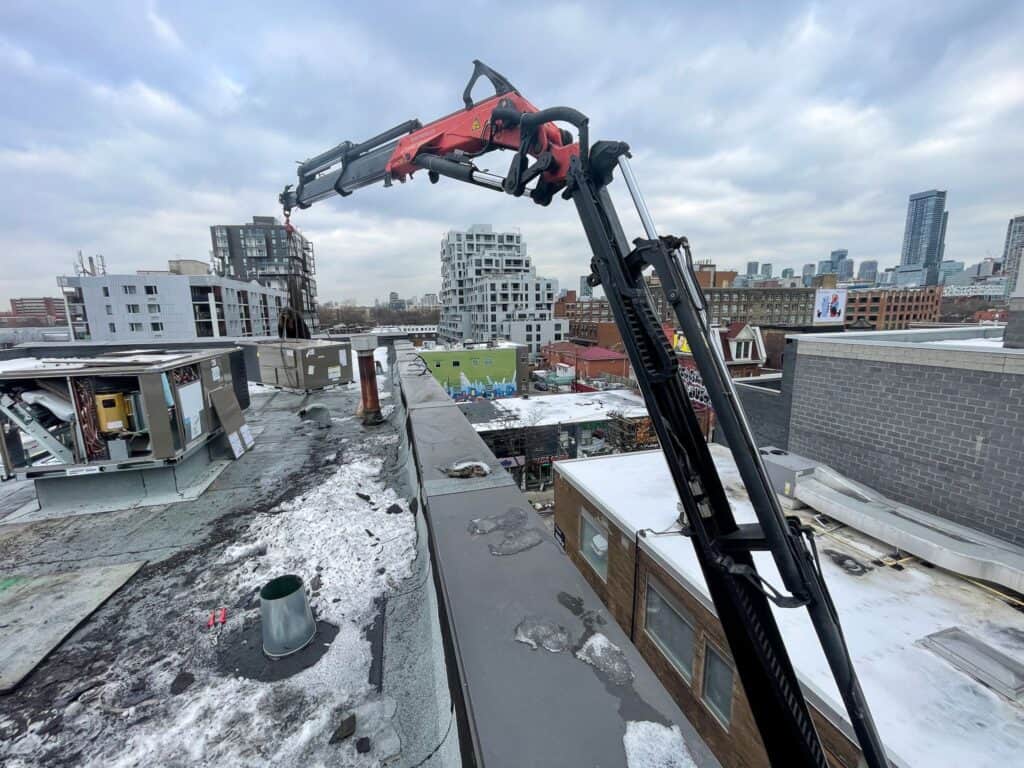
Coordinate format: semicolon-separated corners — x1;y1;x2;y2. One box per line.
1002;214;1024;299
210;216;318;330
900;190;948;284
675;322;766;378
542;342;631;380
843;286;942;330
438;225;561;359
58;272;286;341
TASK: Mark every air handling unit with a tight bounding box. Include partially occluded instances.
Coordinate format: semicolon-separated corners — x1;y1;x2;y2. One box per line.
245;339;353;391
0;349;255;512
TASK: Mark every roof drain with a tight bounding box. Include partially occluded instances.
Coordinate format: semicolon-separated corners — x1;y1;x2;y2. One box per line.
260;574;317;658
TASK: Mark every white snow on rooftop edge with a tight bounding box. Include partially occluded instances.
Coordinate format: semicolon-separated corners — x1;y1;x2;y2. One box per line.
927;336;1008;349
466;390;648;431
555;447;1024;768
623;720;696;768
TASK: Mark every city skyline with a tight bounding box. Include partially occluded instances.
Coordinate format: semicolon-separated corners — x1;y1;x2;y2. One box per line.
1;2;1023;305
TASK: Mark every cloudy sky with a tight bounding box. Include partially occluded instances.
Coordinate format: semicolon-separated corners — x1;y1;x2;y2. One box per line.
1;1;1022;305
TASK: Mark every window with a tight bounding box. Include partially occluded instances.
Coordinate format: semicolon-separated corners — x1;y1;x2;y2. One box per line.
105;305;113;315
702;643;734;727
151;322;164;332
123;285;137;295
102;286;110;297
108;322;116;333
129;322;143;332
579;509;608;581
126;304;140;313
147;304;161;313
452;360;460;367
645;580;696;681
144;285;158;295
734;340;752;359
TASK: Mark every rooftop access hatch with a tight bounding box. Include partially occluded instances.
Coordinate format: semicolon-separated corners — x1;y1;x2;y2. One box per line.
922;627;1024;702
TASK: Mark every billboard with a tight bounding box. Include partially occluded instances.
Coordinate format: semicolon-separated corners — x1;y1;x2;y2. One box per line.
814;288;848;325
672;331;692;353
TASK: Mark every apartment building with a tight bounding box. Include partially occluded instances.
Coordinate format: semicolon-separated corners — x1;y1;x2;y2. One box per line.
58;271;286;341
438;225;562;359
210;216;318;330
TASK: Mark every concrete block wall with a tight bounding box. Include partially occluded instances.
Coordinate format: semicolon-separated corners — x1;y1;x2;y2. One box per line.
788;343;1024;546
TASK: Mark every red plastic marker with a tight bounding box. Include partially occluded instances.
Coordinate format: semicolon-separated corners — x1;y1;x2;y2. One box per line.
218;608;227;625
207;611;216;629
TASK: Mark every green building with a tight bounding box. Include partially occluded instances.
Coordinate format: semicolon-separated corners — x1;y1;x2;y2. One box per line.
417;342;528;400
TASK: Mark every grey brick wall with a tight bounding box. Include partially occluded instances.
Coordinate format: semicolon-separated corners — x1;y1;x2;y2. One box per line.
714;384;789;450
715;341;796;451
788;352;1024;546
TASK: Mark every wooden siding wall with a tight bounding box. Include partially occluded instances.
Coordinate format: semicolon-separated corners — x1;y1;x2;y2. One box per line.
553;472;865;768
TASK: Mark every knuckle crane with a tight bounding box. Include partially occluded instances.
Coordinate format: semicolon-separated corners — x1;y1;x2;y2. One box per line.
280;59;890;768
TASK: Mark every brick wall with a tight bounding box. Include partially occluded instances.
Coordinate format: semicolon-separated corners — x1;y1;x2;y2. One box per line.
552;474;636;633
788;347;1024;545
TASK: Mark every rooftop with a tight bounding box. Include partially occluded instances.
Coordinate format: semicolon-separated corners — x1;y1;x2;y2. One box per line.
0;365;453;766
788;326;1023;373
555;448;1024;768
459;390;648;432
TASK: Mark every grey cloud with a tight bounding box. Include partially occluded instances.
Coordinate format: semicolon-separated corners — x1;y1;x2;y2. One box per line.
0;0;1021;305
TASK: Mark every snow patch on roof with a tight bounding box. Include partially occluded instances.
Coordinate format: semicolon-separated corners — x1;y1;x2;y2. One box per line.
623;720;696;768
465;390;648;431
575;632;634;685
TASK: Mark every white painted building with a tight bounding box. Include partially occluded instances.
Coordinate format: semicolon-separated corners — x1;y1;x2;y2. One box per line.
439;225;563;358
58;270;286;342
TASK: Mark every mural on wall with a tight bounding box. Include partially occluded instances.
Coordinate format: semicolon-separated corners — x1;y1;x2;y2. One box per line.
419;348;518;400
